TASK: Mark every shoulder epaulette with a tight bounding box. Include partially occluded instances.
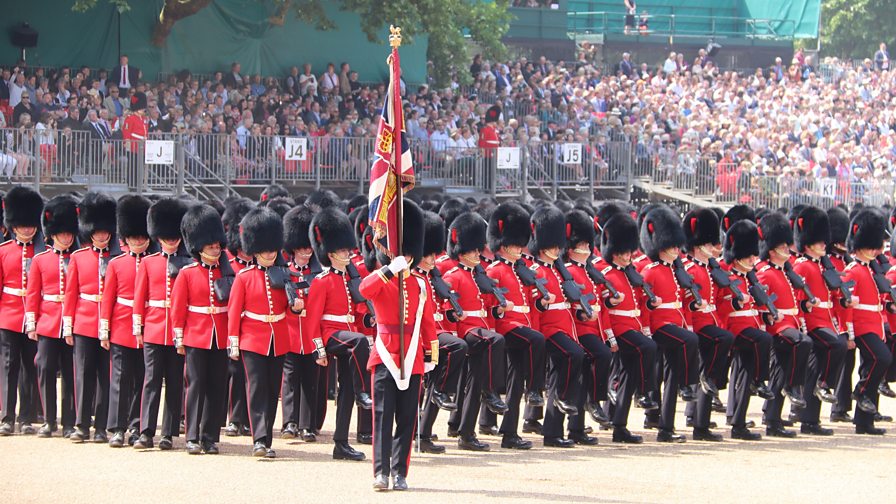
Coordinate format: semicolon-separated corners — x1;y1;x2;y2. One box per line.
845;262;858;271
445;266;460;276
237;265;257;275
684;261;697;271
33;249;52;258
72;247;91;256
758;265;771;273
794;257;808;265
644;262;658;270
0;240;14;249
182;262;200;270
109;254;129;263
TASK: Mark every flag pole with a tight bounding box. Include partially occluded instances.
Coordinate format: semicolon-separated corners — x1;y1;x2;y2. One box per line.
389;26;406;381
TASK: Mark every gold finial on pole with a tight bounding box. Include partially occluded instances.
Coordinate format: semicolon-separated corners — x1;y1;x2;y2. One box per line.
389;25;402;48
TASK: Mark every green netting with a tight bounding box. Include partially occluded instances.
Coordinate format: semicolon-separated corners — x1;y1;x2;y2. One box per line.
739;0;820;39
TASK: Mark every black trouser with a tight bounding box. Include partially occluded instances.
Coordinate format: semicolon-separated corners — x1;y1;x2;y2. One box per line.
494;326;545;436
372;365;420;478
36;337;75;429
542;331;584;439
853;332;894;429
185;345;228;443
450;328;505;436
611;329;657;428
726;327;772;426
281;352;323;430
18;337;39;424
568;333;612;434
228;357;249;426
832;340;856;416
652;324;699;431
107;343;144;432
73;334;110;432
313;358;329;432
139;342;184;437
800;328;848;425
0;329;38;425
325;331;371;442
241;349;284;447
764;328;812;426
691;325;735;429
420;333;467;439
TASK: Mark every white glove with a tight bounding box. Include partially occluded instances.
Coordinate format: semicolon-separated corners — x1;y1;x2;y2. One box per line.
388;255;409;275
228;336;240;358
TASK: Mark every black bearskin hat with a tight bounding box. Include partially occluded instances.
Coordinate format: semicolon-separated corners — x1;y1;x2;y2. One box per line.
3;186;43;230
600;214;640;260
283;206;315;252
595;201;630;233
722;204;755;232
241;207;284;256
487;203;530;252
42;195;79;239
260;183;290;203
758;212;793;260
305;189;340;211
827;207;849;248
529;206;567;257
116;195;151;239
485;105;501;123
360;225;378;273
422;211;446;258
344;194;368;215
566;209;596;250
130;92;147;112
78;192;117;241
640;206;685;262
794;206;830;251
264;196;294;218
309;207;356;268
439;198;470;231
683;208;720;250
787;204;807;230
375;200;425;267
350;204;369;244
848;208;887;253
723;220;760;264
182;204;226;259
447;212;487;260
148;198;188;241
222;198;255;255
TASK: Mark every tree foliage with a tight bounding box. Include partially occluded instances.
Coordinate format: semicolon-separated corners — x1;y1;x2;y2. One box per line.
71;0;512;86
821;0;893;59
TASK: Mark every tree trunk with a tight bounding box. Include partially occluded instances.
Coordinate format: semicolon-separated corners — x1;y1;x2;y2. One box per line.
151;0;214;46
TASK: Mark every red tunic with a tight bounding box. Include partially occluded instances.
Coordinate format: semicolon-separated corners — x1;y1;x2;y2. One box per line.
63;246;111;338
530;259;577;339
793;256;839;332
844;259;887;339
0;239;36;333
360;269;437;374
682;257;723;332
442;263;500;336
756;261;802;334
641;261;688;332
829;254;849;333
478;124;499;158
122;113;147;152
435;254;457;276
132;253;179;346
593;259;647;335
566;259;613;340
226;265;291;356
286;262;315;355
171;261;228;350
303;268;359;344
486;256;536;335
25;248;69;339
719;267;765;335
100;252;145;348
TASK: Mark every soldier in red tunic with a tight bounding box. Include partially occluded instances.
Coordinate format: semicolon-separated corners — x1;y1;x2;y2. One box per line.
175;204;231;455
100;195;152;448
65;192;119;443
227;207;300;457
843;209;892;435
792;206;849;435
133;198;190;450
306;207;373;461
27;195;78;438
827;207;858;423
360;200;437;491
221;197;255;437
0;186;44;436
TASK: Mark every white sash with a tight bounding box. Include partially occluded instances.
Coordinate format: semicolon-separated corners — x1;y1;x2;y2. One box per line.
375;275;425;390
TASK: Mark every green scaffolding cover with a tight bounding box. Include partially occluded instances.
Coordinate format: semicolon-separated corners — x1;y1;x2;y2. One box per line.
738;0;821;38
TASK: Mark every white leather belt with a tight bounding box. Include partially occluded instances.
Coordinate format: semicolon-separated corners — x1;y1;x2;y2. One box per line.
854;303;882;312
655;302;682;309
546;302;571;310
778;308;799;316
244;311;286;323
42;294;64;303
466;309;488;318
510;305;531;314
698;304;716;313
609;309;640;317
188;305;226;315
147;299;170;309
2;287;25;297
729;309;758;317
116;297;134;307
322;314;355;323
434;313;444;322
79;293;102;302
814;301;833;310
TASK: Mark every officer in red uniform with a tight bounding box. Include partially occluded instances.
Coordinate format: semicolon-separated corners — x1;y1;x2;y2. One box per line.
417;211;466;454
122;93;148;189
827;207;858;423
442;212;509;451
27;195;77;438
478;105;500;191
221;197;255;437
680;208;735;441
564;209;615;441
175;204;231;455
843;209;892;435
100;195;152;448
0;186;44;436
756;212;812;438
639;206;700;442
594;213;658;444
133;198;190;450
360;199;437;491
348;206;374;447
280;205;327;442
486;202;546;450
792;206;849;435
306;207;373;461
227;207;300;457
65;192;119;443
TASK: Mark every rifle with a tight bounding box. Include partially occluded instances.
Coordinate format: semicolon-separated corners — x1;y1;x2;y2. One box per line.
870;255;896;304
346;262;376;327
673;258;703;306
624;265;658;307
267;264;309;308
745;269;780;322
782;261;817;305
819;255;855;305
213;256;237;303
707;257;745;305
430;267;464;317
585;257;621;300
473;264;509;308
166;255;193;279
514;259;549;299
554;260;596;319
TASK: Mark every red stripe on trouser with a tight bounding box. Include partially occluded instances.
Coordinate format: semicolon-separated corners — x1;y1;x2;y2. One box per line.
241;358;255;440
508;330;535;388
404;379;422;476
617;333;646;393
816;333;832;385
548;337;571;399
857;336;878;395
370;370;377;475
778;334;800;387
439;344;451;391
698;330;720;377
332;335;368;393
469;330;494;391
657;327;690;384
